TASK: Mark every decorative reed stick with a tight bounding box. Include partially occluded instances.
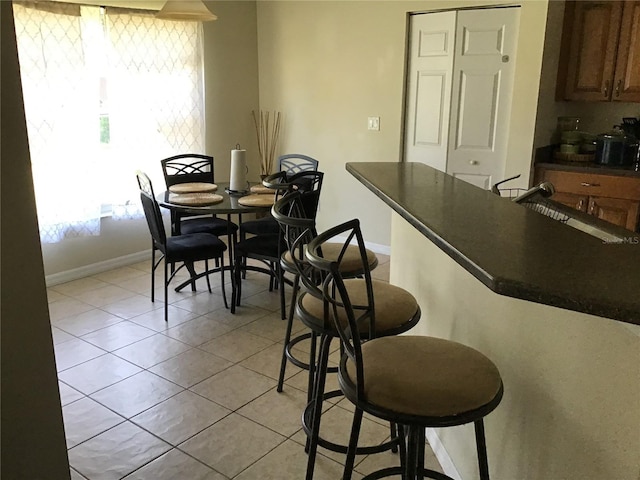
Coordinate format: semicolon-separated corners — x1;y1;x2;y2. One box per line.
252;110;281;176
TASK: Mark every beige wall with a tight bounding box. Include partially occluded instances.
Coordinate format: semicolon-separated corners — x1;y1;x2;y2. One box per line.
1;2;70;478
391;212;640;479
39;1;260;277
204;0;261;182
41;0;552;276
256;1;550;246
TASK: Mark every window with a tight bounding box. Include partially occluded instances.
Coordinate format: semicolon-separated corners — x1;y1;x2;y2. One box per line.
13;1;205;243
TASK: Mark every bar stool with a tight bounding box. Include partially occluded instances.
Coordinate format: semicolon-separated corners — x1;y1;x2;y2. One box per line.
273;193;422;480
272;192;380;393
306;219;504;480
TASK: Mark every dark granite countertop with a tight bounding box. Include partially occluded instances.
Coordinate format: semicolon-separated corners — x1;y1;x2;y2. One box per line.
347;162;640;325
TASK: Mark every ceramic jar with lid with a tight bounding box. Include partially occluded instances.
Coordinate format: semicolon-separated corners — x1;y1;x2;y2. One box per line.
595;127;638;167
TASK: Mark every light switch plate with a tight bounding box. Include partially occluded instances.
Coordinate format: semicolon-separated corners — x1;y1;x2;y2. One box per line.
367;116;380;131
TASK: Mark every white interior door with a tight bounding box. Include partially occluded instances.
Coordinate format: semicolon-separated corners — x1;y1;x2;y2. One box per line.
446;7;520;189
403;12;457;172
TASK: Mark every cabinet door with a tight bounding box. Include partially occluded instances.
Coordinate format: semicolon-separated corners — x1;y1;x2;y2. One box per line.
588;196;640;230
612;0;640;102
560;1;623;101
552;192;588;212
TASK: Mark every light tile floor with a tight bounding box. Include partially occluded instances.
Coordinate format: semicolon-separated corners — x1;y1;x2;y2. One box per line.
50;255;445;479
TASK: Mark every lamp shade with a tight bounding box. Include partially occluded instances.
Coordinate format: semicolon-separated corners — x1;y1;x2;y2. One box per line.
156;0;217;21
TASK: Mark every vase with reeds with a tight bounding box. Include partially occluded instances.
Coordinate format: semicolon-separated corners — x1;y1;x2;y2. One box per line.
252;110;281;180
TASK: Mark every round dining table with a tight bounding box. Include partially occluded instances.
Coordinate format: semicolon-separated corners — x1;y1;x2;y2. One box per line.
157;182;275;292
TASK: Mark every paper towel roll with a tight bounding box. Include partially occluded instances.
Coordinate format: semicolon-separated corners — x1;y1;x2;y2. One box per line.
229;148;247;192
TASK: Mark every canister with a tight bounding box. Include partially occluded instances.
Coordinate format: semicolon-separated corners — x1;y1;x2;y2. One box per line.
595;128;626;166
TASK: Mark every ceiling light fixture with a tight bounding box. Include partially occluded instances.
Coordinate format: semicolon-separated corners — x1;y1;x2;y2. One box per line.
156;0;217;22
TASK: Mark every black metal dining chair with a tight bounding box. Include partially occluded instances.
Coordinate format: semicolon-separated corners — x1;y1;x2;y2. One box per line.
136;171;228;322
239;153;319;239
160;153;238;240
231;171;324;319
306;219;504;480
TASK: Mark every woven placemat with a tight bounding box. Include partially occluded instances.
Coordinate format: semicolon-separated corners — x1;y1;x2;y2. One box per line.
250;185;274;194
168;182;218;194
169;192;223;206
237;194;275;207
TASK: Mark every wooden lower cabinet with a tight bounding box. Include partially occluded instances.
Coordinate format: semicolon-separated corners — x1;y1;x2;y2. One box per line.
535;167;640;231
552;191;588;212
587;196;640;230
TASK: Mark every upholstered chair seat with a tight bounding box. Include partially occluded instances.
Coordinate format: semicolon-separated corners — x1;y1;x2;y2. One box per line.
298;279;419;335
343;335;503;419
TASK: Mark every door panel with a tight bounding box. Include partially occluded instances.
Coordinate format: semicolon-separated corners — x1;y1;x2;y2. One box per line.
566;1;622;100
588;196;640;230
551;192;589;212
454;71;499;149
414;73;446;146
613;0;640;102
446;7;520;189
452;172;492;190
403;12;456;172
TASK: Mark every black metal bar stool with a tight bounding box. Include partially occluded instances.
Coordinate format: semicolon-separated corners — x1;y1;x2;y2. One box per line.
272;192;379;394
306;219;504;480
272;193;422;480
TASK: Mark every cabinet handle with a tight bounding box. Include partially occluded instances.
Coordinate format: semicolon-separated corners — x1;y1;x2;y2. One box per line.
604;80;609;98
615;79;622;97
580;182;600;187
577;199;585;210
469;160;478;165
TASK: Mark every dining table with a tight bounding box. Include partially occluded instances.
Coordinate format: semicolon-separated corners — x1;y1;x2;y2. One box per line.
157;181;275;292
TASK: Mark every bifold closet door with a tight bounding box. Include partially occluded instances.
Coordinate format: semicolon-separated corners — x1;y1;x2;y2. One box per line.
403;7;520;190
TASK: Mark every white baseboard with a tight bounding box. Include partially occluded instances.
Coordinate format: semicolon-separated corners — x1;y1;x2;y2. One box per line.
425;428;462;480
45;250;152;287
331;236;391;256
44;238;391;287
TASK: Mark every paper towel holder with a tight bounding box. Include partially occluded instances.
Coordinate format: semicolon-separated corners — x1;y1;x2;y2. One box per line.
225;143;250;195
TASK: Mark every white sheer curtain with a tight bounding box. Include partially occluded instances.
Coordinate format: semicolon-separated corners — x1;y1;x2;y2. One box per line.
14;2;102;243
13;2;205;241
105;8;205;219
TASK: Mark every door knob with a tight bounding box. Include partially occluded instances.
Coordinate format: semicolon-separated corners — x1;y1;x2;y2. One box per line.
469;160;478;165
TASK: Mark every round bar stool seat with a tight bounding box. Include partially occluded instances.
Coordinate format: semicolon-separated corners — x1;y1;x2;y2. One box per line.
296;279;421;465
339;336;503;480
298;279;419;335
281;243;378;276
345;336;502;419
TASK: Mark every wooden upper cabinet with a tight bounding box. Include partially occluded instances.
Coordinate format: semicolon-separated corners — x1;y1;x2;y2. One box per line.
613;1;640;101
557;1;640;102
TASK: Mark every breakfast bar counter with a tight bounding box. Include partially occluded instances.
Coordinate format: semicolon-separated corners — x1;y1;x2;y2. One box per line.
347;161;640;325
347;161;639;480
